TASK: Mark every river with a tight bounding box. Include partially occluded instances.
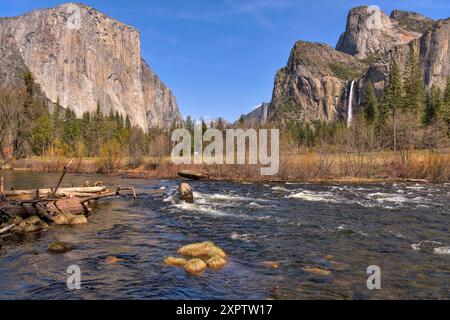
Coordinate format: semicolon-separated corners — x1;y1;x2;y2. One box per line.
0;171;449;299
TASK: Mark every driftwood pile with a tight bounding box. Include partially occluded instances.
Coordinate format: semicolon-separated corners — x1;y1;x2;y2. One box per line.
0;175;136;235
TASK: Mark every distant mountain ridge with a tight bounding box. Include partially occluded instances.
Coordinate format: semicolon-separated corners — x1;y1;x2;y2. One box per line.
0;2;182;130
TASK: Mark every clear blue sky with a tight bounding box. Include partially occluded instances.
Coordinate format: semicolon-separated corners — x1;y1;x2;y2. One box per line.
1;1;448;122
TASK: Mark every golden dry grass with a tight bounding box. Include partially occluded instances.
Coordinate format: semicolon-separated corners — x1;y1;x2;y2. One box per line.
7;150;450;182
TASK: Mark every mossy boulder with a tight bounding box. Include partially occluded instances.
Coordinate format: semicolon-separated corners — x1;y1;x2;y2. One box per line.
48;241;72;253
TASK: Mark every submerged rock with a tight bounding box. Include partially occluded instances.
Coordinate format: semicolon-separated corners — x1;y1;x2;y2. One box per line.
303;267;331;277
48;241;72;253
261;261;280;270
53;213;88;225
178;183;194;204
104;256;125;264
13;216;48;233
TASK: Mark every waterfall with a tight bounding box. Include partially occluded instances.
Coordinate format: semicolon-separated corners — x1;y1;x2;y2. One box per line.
347;80;355;127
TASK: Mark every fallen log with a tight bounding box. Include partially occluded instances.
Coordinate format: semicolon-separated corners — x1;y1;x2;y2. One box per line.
80;186;136;212
4;186;106;197
178;170;203;180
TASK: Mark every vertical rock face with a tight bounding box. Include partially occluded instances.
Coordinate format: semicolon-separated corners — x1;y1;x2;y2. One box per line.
420;19;450;89
239;103;269;126
336;6;422;59
267;41;366;124
0;3;182;130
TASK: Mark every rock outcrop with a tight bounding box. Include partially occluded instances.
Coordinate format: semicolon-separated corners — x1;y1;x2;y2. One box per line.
336;6;422;59
268;41;367;124
0;3;182;130
256;6;449;126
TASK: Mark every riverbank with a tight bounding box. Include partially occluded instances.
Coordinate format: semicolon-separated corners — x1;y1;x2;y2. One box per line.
2;150;449;183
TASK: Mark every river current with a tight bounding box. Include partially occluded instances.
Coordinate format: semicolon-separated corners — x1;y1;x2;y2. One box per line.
0;171;449;299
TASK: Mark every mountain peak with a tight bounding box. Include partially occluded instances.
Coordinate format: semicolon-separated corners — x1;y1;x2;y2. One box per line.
336;6;422;59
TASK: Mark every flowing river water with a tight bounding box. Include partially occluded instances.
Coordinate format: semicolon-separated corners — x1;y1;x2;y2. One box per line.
0;171;449;299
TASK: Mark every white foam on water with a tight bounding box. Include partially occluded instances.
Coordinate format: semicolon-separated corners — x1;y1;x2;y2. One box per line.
194;192;251;202
411;240;443;251
173;202;228;217
271;186;290;192
287;190;338;203
249;202;263;208
367;192;408;203
230;232;257;242
434;246;450;255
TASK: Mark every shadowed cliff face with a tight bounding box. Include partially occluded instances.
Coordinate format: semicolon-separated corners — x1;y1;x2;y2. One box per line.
0;3;182;130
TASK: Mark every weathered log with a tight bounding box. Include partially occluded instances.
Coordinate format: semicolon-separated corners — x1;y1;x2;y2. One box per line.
79;186;136;212
0;203;28;217
178;170;203;180
4;186;106;197
0;224;14;234
35;202;58;222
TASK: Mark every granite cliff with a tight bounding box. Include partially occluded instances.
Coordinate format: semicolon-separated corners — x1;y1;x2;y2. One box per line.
0;3;182;130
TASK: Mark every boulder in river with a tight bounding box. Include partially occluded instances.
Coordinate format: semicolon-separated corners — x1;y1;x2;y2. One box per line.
164;256;187;267
206;255;227;270
13;216;48;233
178;170;203;180
165;241;228;274
178;182;194;203
53;213;88;225
48;241;73;253
184;258;207;275
177;241;226;259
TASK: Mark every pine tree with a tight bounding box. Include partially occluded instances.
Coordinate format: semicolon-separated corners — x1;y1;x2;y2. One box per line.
424;85;442;125
404;45;425;113
379;61;403;149
362;80;378;122
125;115;132;130
442;76;450;125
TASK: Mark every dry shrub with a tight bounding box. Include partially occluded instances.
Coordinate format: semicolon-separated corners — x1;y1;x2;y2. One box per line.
408;151;449;182
126;156;144;169
144;158;160;171
96;140;122;173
